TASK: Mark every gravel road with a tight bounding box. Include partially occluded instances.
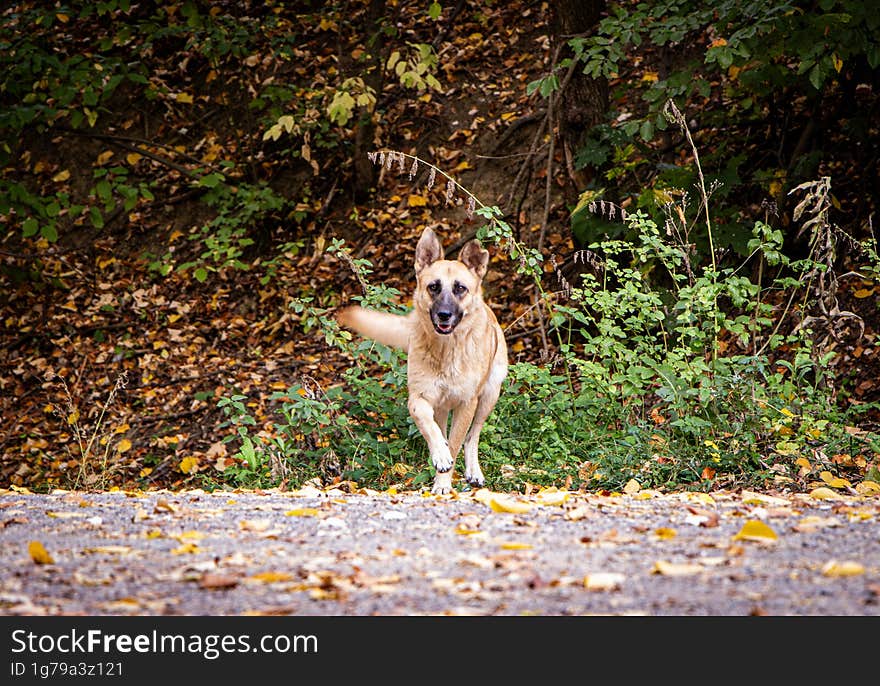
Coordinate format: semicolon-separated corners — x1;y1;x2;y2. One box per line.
1;485;878;616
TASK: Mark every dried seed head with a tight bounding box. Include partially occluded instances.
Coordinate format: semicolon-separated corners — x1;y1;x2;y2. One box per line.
367;151;377;164
445;179;455;205
409;159;419;180
466;195;476;219
427;167;436;190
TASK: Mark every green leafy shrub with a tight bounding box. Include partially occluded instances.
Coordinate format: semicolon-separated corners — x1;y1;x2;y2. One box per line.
214;128;879;494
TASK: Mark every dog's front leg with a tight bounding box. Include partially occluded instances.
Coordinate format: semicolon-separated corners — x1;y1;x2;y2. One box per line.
408;395;454;493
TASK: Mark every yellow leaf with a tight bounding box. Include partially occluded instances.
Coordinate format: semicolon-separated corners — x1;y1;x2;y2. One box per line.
832;54;843;73
821;560;864;577
250;571;294;583
683;492;715;505
171;542;201;554
139;467;153;478
741;490;790;506
623;478;641;495
116;438;132;453
651;560;703;576
126;152;143;165
641;71;659;82
407;194;428;207
855;480;880;496
29;541;55;565
810;486;841;500
96;150;114;166
175;92;194;104
67;410;80;425
820;471;851;489
178;456;199;474
853;288;874;298
795;457;813;476
285;508;319;517
654;527;677;540
732;520;778;542
472;488;493;505
52;169;71;182
488;495;532;514
499;542;533;550
536;490;569;506
583;572;625;590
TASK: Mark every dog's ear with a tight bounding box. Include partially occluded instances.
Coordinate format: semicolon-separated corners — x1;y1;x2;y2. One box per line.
458;239;489;279
415;227;444;273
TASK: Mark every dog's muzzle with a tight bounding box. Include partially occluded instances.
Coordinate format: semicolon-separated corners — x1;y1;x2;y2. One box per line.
431;296;462;335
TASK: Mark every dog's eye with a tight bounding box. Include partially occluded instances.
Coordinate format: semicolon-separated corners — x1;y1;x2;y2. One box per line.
452;282;468;296
427;281;441;294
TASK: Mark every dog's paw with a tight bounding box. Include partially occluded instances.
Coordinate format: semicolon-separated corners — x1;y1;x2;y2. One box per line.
432;470;453;495
464;464;485;487
431;449;454;473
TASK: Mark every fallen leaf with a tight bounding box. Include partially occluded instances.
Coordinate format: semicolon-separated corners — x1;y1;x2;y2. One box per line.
28;540;54;565
563;505;593;521
178;456;199;474
499;542;533;550
651;560;703;576
732;520;778;543
809;487;841;500
855;480;880;495
83;546;132;555
171;542;202;554
793;516;839;533
623;478;641;495
285;508;319;517
154;499;177;513
250;571;295;583
46;511;88;519
820;471;851;489
199;572;240;589
239;518;272;532
685;505;720;527
535;489;569;506
583;572;625;590
821;560;865;577
741;490;790;506
488;495;532;514
654;527;677;540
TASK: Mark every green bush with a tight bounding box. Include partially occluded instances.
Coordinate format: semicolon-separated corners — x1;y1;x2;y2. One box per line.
213;142;879;494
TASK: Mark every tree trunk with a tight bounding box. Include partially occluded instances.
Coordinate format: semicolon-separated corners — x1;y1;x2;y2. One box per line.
549;0;608;190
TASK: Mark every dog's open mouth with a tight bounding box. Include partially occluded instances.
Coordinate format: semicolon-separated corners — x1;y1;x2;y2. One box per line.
434;321;455;335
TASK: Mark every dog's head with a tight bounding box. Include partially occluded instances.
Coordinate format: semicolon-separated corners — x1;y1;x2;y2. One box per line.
414;227;489;336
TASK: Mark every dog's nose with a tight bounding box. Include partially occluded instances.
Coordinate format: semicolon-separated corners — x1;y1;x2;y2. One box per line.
436;310;452;322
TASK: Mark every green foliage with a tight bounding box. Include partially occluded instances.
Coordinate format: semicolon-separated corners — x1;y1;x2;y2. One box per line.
216;151;879;494
548;0;880;261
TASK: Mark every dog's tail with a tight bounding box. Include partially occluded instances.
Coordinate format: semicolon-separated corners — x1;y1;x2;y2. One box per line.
336;306;411;350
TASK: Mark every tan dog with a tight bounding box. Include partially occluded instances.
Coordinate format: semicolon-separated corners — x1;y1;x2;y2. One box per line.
337;227;508;494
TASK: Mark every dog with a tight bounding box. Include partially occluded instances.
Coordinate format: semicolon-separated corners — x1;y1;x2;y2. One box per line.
336;227;508;494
